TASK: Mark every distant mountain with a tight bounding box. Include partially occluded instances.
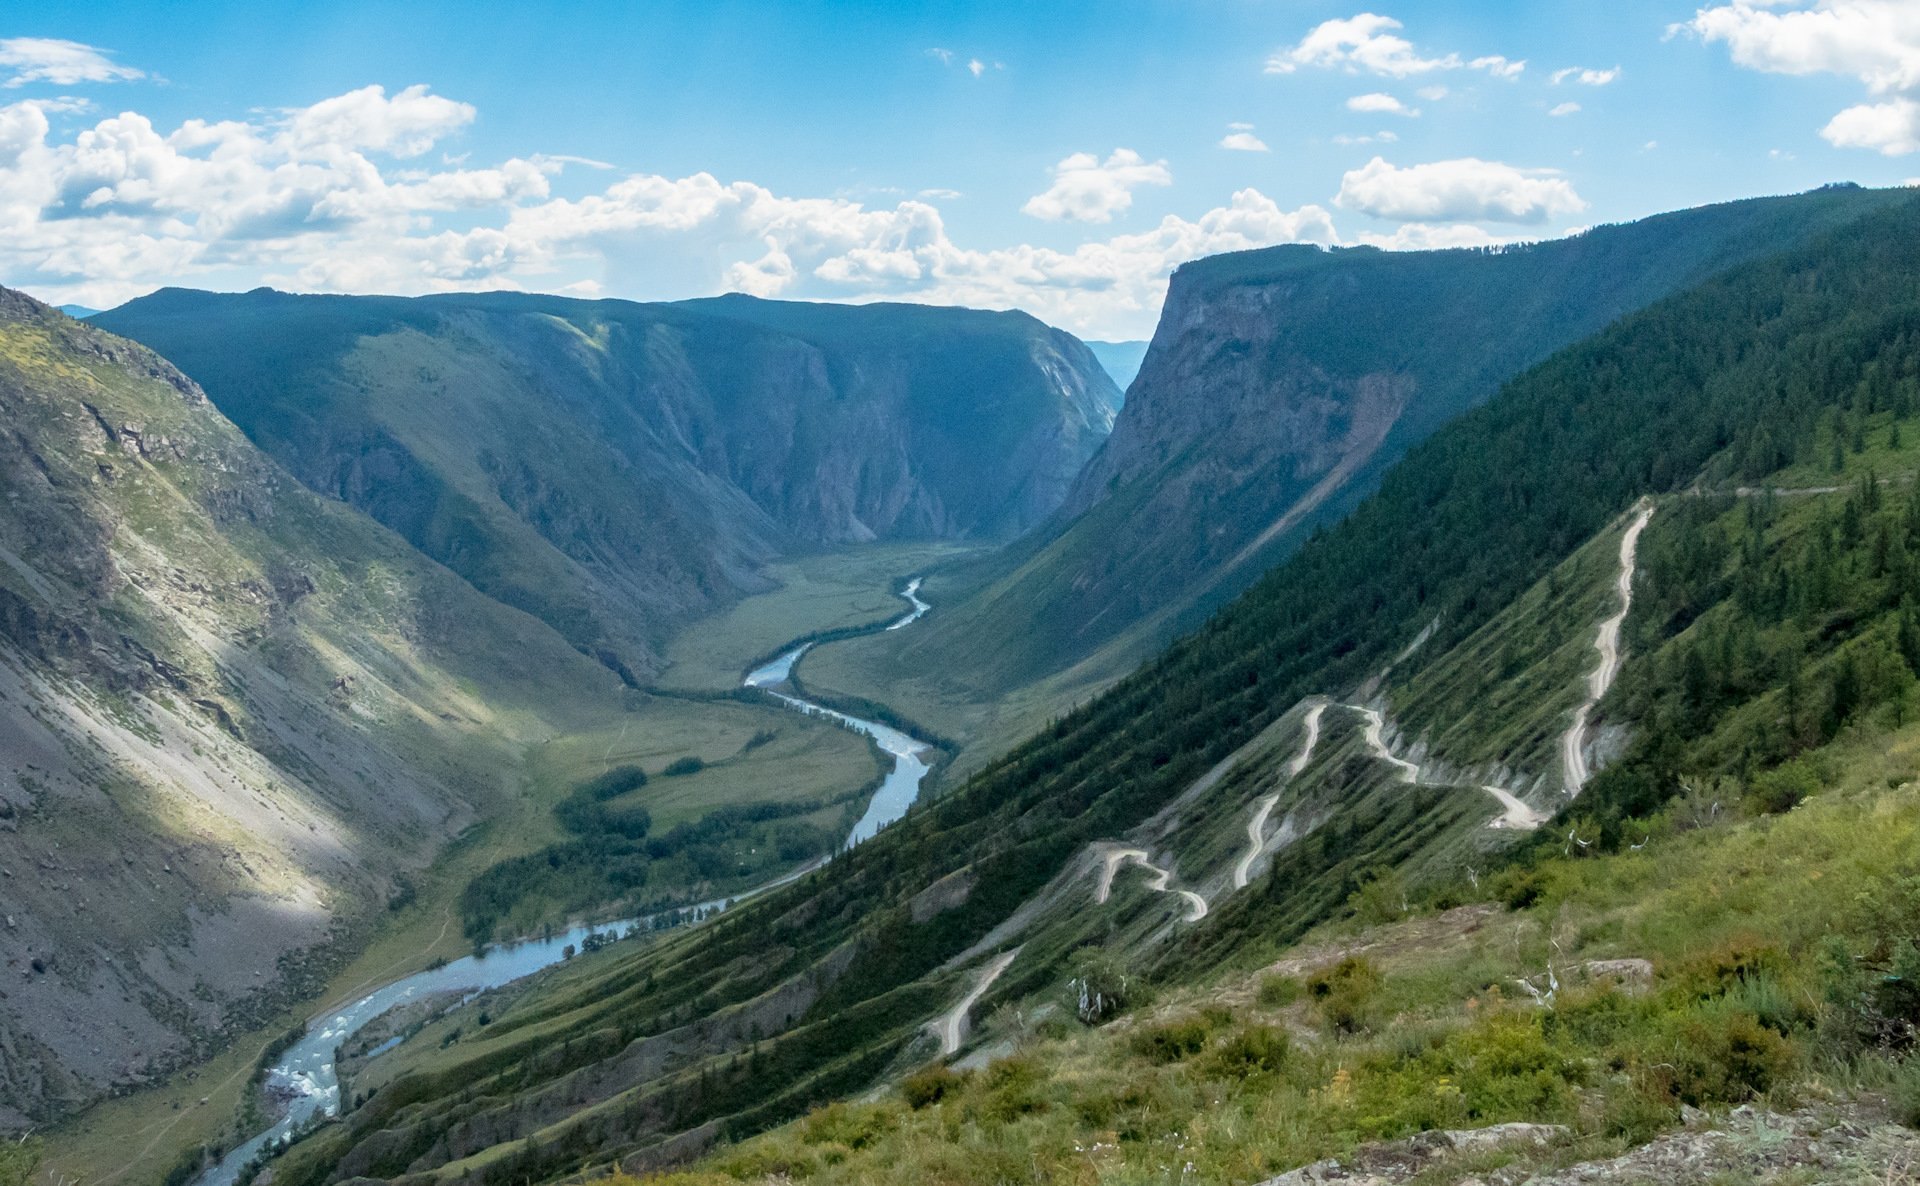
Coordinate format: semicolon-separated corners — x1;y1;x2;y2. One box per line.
55;304;96;319
1084;339;1149;393
0;287;632;1125
97;290;1119;681
875;186;1916;717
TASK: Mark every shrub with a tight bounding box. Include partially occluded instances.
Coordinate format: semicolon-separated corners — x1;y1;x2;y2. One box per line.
663;756;706;777
900;1064;966;1110
799;1102;898;1150
1068;948;1138;1024
1200;1025;1291;1079
980;1056;1049;1123
1307;957;1384;1034
1256;973;1303;1008
1747;758;1819;815
1643;1008;1795;1105
1129;1016;1214;1064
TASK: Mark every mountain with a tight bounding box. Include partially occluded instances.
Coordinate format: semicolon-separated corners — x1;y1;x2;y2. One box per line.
94;290;1120;683
827;186;1915;757
249;191;1920;1185
1084;339;1149;393
0;287;646;1126
54;305;97;320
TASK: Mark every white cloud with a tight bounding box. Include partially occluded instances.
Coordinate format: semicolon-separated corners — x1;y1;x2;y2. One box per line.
1680;2;1920;151
1470;55;1527;79
0;38;144;88
1020;148;1171;223
1821;96;1920;152
1335;156;1587;223
969;59;986;78
287;84;474;158
0;88;1361;337
1332;130;1400;145
1549;101;1582;116
1416;85;1450;101
1678;1;1920;93
1550;65;1621;86
1219;126;1271;152
1354;222;1523;250
1346;92;1419;116
1267;13;1521;79
927;48;954;65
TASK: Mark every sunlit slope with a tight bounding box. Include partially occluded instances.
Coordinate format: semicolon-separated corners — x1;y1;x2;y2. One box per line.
0;288;651;1126
263;193;1920;1184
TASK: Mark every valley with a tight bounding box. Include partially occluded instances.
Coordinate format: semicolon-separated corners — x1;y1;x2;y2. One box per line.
11;185;1920;1186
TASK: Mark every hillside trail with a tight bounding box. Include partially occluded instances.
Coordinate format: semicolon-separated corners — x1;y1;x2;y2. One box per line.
936;947;1020;1055
1094;846;1208;921
1233;701;1326;889
1562;502;1655;795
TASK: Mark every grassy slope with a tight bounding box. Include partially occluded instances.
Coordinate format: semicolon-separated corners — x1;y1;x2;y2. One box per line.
616;402;1920;1186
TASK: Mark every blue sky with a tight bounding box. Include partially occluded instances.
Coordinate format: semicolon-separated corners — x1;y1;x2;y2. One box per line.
2;0;1917;337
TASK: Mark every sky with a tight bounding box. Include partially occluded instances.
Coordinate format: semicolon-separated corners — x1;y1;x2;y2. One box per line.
2;1;1918;340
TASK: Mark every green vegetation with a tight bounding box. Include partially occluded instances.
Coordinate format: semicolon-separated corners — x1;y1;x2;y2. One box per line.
253;194;1920;1183
854;184;1915;762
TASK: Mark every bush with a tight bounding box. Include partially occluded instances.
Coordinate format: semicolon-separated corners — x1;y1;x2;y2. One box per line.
900;1064;966;1110
1129;1016;1215;1064
1747;758;1819;815
1256;973;1303;1008
663;756;706;777
1068;948;1138;1024
980;1056;1049;1123
1643;1008;1795;1105
1307;957;1384;1034
1200;1025;1291;1079
799;1102;898;1149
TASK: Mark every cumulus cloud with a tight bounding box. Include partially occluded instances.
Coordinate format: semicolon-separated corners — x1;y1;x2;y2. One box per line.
1549;101;1582;116
1335;156;1587;223
288;84;475;157
1822;96;1920;153
1020;148;1171;223
1346;92;1419;116
1220;123;1270;151
0;88;1361;337
1680;1;1920;151
0;38;144;88
1550;65;1621;86
1268;14;1523;79
1678;1;1920;92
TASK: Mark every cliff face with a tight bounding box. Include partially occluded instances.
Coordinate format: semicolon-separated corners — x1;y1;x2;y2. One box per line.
881;186;1917;704
97;292;1119;680
0;289;628;1124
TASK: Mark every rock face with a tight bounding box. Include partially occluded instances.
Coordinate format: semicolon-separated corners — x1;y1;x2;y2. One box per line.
0;290;630;1124
97;290;1119;680
893;185;1915;700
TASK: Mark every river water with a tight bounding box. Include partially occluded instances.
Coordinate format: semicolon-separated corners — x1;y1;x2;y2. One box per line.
198;580;933;1184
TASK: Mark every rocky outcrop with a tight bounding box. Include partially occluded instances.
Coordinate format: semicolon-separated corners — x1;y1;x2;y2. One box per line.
891;185;1916;700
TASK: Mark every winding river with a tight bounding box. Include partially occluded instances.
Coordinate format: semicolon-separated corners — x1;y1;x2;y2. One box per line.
198;579;934;1184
